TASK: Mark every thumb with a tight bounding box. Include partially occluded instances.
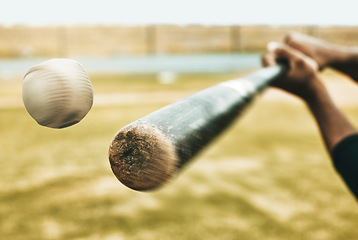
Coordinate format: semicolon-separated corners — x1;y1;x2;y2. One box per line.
267;41;301;62
261;53;276;67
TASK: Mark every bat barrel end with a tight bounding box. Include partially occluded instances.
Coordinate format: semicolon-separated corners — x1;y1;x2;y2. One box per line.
109;124;178;191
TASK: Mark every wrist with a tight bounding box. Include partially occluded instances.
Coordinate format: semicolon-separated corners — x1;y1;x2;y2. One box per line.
328;45;358;67
299;75;326;103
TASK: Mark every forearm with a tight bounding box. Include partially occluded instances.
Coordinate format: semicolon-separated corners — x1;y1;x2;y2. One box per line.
329;46;358;82
303;77;357;152
264;42;358;198
300;76;358;200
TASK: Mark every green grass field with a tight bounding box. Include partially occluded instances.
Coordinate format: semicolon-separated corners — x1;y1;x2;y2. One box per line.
1;71;358;240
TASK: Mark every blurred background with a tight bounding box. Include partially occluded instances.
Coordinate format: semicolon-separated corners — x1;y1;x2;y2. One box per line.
1;1;358;239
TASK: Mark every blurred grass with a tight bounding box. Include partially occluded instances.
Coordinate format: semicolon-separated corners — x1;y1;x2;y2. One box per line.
1;70;358;240
90;70;255;94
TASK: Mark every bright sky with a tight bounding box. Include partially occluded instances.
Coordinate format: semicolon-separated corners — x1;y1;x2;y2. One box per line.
0;0;357;26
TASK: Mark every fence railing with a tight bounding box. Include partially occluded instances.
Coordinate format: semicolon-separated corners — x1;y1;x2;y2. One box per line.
0;25;357;58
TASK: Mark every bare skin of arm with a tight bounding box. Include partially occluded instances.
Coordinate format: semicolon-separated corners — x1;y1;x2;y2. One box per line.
305;78;357;152
262;43;357;152
284;31;358;82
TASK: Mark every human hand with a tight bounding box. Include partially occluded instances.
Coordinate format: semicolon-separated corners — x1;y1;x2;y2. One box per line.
262;42;320;100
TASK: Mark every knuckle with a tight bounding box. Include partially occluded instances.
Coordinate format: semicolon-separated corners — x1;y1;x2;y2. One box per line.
295;58;305;67
284;32;298;45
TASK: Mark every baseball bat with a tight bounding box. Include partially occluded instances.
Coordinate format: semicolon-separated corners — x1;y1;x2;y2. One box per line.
109;64;288;191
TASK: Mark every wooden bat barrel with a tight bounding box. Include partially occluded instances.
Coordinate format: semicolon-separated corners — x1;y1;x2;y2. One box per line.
109;64;287;191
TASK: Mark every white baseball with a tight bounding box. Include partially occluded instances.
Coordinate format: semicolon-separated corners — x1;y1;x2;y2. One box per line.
22;58;93;129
